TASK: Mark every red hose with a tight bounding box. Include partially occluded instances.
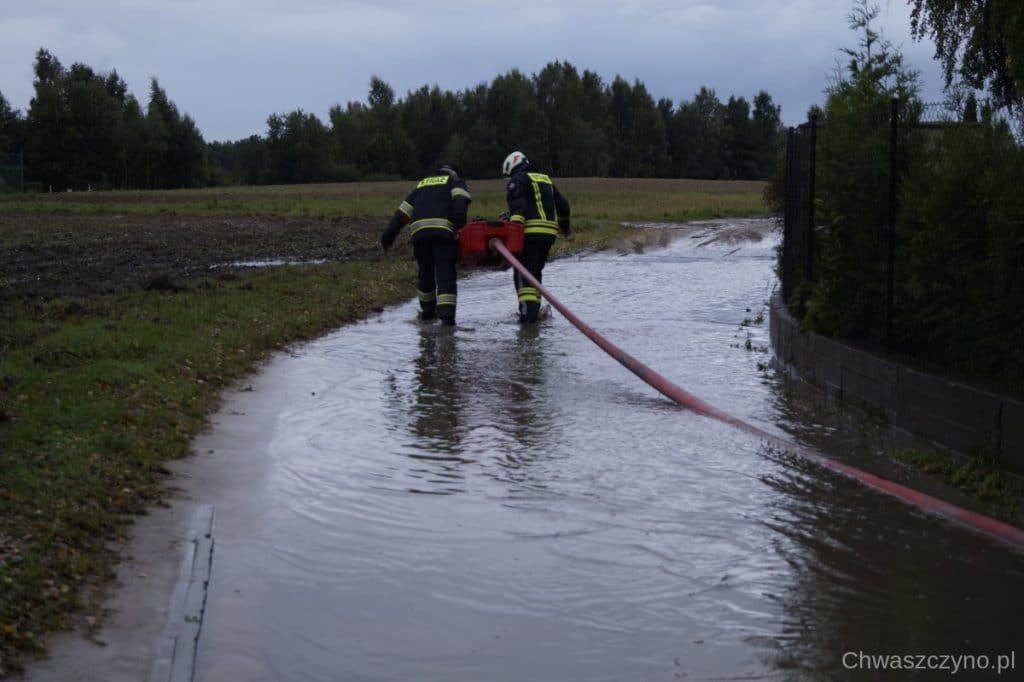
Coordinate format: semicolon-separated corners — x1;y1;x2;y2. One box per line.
490;238;1024;551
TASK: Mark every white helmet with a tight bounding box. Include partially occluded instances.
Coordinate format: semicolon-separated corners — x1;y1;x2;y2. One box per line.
502;151;528;177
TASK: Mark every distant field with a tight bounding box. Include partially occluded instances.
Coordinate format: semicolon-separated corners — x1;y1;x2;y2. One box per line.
0;177;768;223
0;178;767;301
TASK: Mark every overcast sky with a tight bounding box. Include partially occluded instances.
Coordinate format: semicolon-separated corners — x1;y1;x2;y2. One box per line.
0;0;947;143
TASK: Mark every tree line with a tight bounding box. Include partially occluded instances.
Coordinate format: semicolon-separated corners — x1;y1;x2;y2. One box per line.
1;49;785;190
0;50;204;191
775;0;1024;394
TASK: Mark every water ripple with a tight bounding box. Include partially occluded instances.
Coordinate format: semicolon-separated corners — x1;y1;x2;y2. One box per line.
196;220;1024;682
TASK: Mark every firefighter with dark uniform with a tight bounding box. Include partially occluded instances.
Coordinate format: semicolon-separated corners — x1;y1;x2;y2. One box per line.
502;151;571;323
380;163;471;326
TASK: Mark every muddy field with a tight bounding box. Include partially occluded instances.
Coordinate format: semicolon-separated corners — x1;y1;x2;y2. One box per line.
0;214;384;301
0;209;776;304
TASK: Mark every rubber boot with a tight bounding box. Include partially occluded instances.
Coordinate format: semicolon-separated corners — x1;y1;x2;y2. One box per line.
519;301;539;323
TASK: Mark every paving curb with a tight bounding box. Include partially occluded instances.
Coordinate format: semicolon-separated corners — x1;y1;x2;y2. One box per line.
148;505;214;682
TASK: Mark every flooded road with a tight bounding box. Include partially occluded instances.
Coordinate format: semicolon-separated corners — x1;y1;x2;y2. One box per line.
191;220;1023;681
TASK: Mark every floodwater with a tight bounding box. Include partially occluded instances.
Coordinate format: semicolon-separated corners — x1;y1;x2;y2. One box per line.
192;220;1023;681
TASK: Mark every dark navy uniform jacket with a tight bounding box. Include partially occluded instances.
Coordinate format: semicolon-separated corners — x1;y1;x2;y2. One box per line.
505;164;571;238
381;172;471;246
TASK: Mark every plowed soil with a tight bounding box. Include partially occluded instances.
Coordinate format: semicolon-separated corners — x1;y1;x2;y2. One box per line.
0;214;384;301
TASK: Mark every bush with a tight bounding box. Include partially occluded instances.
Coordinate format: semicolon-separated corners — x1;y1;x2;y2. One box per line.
897;121;1024;390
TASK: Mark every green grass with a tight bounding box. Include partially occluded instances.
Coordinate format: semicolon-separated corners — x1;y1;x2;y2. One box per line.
1;260;418;671
0;178;767;673
891;447;1023;519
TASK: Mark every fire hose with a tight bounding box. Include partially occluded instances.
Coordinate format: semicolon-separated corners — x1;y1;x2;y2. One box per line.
489;237;1024;552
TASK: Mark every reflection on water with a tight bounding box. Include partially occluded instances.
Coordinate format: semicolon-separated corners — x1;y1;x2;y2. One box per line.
760;446;1024;677
194;219;1024;682
209;257;329;269
391;327;470;484
383;324;557;496
757;378;1024;678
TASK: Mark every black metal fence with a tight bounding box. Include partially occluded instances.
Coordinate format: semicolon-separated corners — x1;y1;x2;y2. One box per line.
780;99;966;348
781;98;1024;393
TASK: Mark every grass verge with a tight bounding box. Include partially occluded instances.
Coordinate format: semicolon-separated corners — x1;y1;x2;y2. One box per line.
891;448;1024;519
0;259;418;673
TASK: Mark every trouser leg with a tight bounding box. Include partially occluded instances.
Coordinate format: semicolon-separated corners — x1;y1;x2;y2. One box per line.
515;237;552;322
433;238;458;325
414;240;437;320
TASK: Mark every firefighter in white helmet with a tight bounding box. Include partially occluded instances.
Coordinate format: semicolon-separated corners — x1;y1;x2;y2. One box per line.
501;151;572;323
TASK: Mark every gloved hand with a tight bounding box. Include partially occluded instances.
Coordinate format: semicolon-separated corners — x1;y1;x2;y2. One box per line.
381;233;395;252
559;218;573;239
498;211;510;221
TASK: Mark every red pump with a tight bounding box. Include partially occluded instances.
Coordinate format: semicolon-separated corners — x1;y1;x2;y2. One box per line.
457;219;524;269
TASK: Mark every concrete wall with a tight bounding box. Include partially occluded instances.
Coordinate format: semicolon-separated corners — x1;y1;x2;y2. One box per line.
770;293;1024;473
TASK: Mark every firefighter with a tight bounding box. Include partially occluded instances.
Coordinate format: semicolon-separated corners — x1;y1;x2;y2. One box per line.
502;151;571;323
381;163;471;326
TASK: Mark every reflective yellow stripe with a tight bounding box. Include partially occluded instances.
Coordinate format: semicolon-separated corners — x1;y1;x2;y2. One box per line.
450;187;471;200
524;219;559;236
409;218;454;235
509;213;525;224
417;290;436;302
399;201;414;217
531;177;547;222
437;294;457;306
417;175;449;188
517;286;540;303
527;173;551;184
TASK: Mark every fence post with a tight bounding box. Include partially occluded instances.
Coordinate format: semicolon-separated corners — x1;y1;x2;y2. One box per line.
806;112;817;291
783;127;795;301
887;97;898;347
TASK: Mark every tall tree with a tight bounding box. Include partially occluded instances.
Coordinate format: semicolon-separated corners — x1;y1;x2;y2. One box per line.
266;109;331;184
751;91;783;179
146;79;205;188
450;83;501;178
0;90;23;153
113;94;148;188
534;61;584;175
206;135;267;186
62;63;123;188
827;0;921;116
487;69;547;167
364;76;416;177
25;48;68;188
721;95;756;179
329;100;371;178
402;85;456;176
608;77;668;177
571;69;613;176
678;87;726;179
909;0;1024;111
811;0;922;339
